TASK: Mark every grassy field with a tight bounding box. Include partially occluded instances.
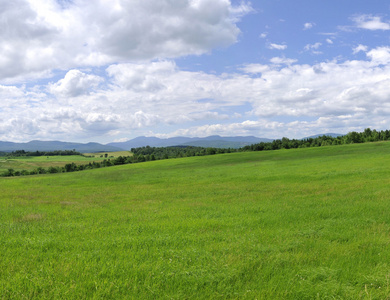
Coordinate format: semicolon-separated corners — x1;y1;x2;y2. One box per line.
0;152;132;173
1;142;390;298
83;151;132;158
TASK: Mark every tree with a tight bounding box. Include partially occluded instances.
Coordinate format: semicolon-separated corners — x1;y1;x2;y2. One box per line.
346;131;362;143
206;148;216;155
114;156;126;165
64;163;77;172
36;167;46;174
4;168;14;176
48;166;59;174
281;137;290;149
363;128;373;142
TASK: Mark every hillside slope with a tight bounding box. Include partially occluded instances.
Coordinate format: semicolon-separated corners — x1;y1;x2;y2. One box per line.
1;142;390;298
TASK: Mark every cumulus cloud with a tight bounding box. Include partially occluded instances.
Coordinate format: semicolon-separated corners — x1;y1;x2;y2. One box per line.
245;50;390;125
0;0;251;81
3;44;390;141
352;14;390;30
366;47;390;65
48;70;103;97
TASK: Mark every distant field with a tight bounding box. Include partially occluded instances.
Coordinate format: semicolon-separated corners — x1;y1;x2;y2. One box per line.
0;151;132;173
1;142;390;298
83;150;132;158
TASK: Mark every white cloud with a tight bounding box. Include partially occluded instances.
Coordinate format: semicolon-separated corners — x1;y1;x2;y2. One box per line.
247;50;390;121
48;70;103;97
269;57;297;65
0;85;25;98
304;42;322;51
326;39;333;44
268;43;287;50
106;61;175;92
260;32;268;38
128;111;162;128
304;43;322;55
353;44;368;54
240;64;270;74
303;22;315;30
0;0;251;82
352;14;390;30
366;47;390;65
2;46;390;141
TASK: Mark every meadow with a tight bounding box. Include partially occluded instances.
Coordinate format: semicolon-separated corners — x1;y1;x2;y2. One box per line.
0;151;131;173
1;142;390;299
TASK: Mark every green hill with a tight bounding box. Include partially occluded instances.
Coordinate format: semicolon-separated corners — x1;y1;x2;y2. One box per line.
1;142;390;298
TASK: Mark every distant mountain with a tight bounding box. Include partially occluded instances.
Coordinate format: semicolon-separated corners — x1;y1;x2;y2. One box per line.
303;133;344;139
0;140;122;153
107;135;274;149
107;136;194;149
0;133;343;153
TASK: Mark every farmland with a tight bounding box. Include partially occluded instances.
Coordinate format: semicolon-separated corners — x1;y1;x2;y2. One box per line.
1;142;390;298
0;151;132;174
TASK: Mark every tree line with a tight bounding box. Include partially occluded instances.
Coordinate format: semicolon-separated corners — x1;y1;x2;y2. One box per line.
5;150;82;157
131;145;236;160
241;128;390;151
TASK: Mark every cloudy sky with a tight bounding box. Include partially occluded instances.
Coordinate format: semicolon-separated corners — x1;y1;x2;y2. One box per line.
1;0;390;143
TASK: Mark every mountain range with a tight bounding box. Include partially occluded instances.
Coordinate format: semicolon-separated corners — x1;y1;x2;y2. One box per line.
0;140;122;153
0;133;343;153
106;135;274;150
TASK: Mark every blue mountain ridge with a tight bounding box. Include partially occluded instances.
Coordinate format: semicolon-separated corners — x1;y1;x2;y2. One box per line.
0;140;122;153
0;133;343;152
106;135;274;149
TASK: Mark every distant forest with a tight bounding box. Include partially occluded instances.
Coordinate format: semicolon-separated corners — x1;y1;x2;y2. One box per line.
3;150;82;157
241;128;390;151
1;128;389;177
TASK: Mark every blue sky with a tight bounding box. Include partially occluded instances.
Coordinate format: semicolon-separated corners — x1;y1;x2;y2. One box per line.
1;0;390;143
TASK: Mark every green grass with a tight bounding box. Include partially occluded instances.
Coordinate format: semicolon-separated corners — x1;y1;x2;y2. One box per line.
83;151;132;158
1;142;390;298
0;154;113;172
0;151;132;173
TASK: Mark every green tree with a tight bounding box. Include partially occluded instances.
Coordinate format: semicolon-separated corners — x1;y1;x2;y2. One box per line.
4;168;14;176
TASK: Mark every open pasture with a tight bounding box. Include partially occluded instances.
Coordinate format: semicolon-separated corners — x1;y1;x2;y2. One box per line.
0;154;115;173
83;151;132;158
1;142;390;298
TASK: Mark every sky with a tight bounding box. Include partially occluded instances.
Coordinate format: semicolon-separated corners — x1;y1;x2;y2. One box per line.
1;0;390;143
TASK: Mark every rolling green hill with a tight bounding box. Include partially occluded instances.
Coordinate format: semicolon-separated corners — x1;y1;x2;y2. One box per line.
1;142;390;298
